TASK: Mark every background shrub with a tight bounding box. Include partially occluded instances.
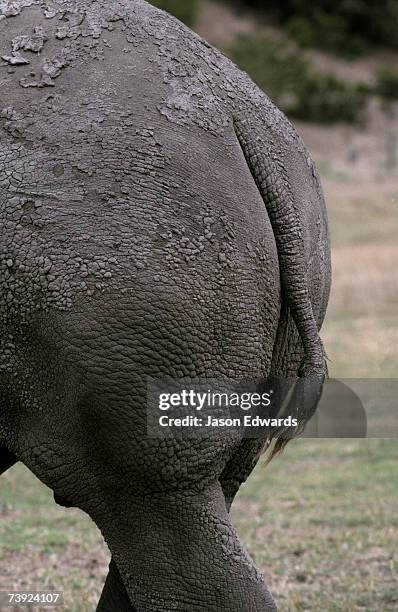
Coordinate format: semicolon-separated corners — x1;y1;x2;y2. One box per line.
374;70;398;104
227;35;368;123
227;0;398;56
293;74;369;124
149;0;198;27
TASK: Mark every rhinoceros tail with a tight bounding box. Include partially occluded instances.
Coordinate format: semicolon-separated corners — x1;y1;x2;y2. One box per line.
232;114;330;461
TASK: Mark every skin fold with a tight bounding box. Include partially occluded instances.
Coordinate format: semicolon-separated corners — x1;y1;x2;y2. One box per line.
0;1;331;610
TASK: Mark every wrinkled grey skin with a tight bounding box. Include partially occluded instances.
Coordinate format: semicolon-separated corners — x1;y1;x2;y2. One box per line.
0;1;331;610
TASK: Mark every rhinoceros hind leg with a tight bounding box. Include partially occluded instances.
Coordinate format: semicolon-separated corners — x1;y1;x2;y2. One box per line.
0;444;17;476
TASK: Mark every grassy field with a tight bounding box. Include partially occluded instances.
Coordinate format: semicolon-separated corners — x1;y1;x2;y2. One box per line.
320;159;398;380
0;464;107;611
1;439;397;611
234;439;398;611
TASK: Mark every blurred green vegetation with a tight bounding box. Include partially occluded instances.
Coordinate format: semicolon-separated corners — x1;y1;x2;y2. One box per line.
149;0;198;26
231;0;398;57
227;36;368;123
150;0;398;59
374;70;398;105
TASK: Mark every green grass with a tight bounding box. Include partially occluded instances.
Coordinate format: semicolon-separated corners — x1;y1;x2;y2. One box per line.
233;439;398;611
0;466;107;611
317;156;398;378
326;191;398;248
1;440;397;610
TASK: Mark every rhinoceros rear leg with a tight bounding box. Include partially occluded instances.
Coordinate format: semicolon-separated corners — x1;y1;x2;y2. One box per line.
52;494;135;610
0;443;17;475
97;558;135;612
97;483;277;612
220;438;265;512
